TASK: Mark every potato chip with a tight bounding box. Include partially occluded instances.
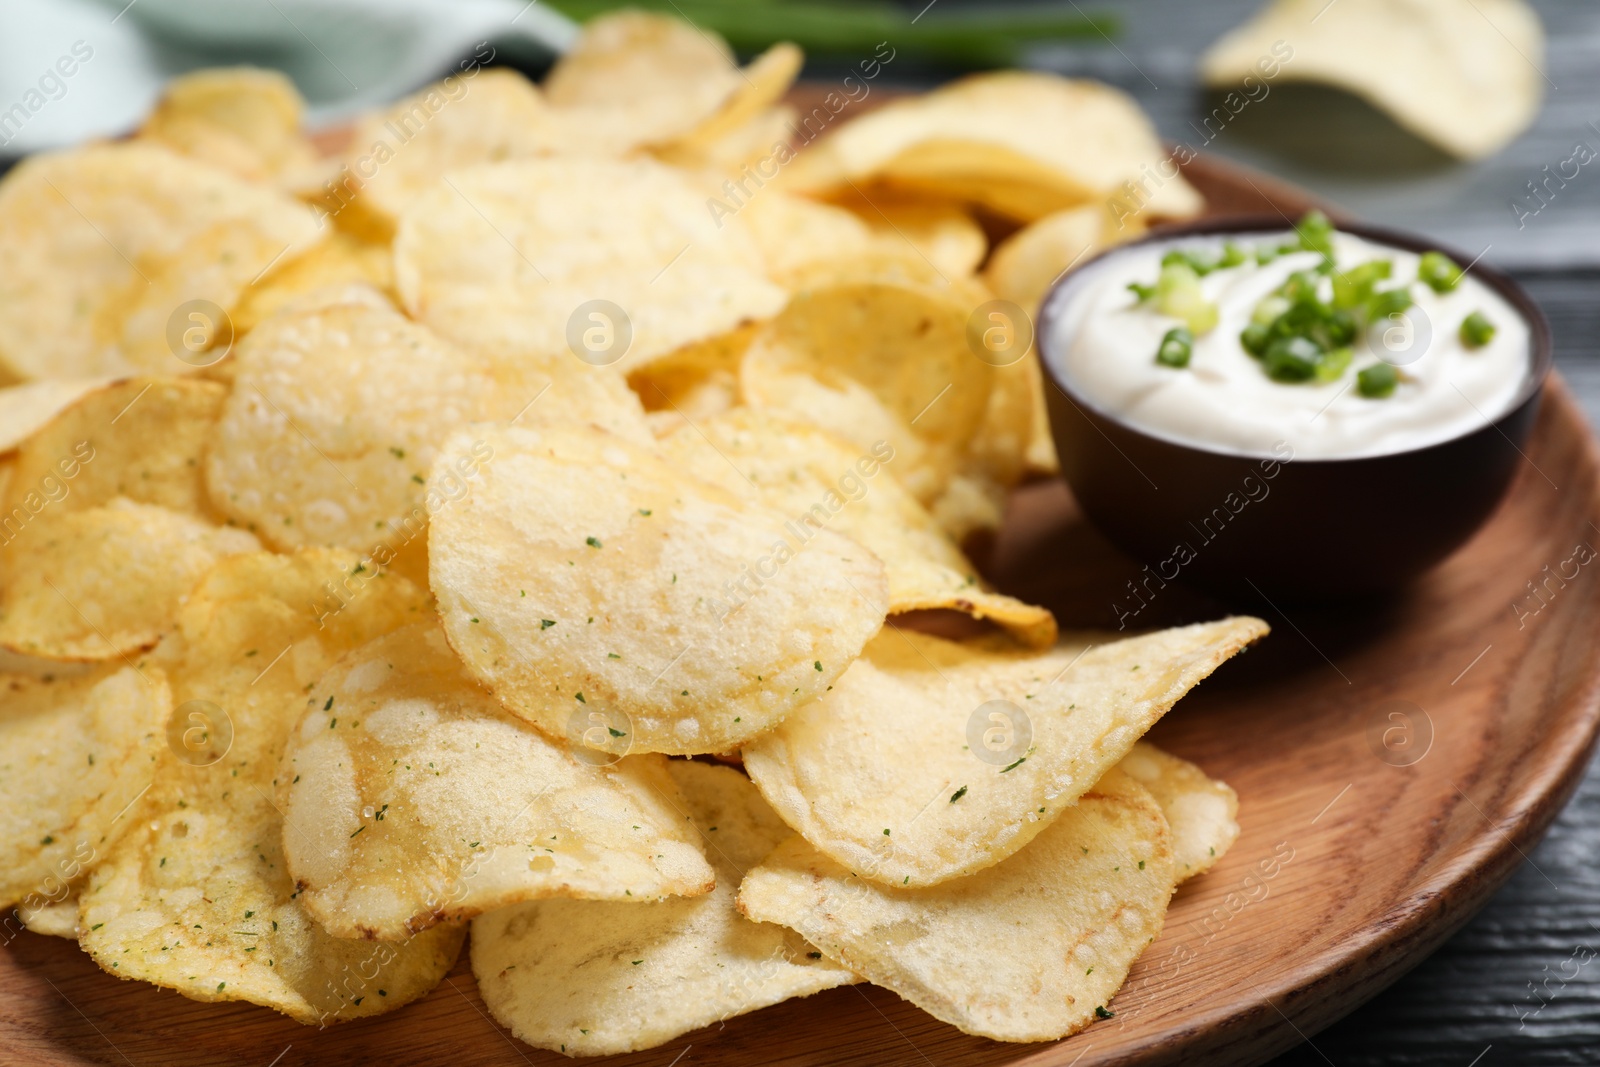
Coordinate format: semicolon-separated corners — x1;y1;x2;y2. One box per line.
394;158;785;373
654;103;799;178
0;142;321;380
282;623;715;940
829;188;988;279
739;278;994;504
543;12;748;151
739;192;877;288
789;71;1203;224
1118;741;1239;882
739;767;1174;1041
0;378;117;454
230;232;394;336
1201;0;1542;160
139;67;318;185
658;410;1055;646
3;377;226;522
332;69;572;236
984;204;1113;314
428;423;889;755
627;324;759;420
18;892;80;938
79;549;463;1024
742;618;1267;886
0;667;171;909
473;760;855;1056
0;500;259;661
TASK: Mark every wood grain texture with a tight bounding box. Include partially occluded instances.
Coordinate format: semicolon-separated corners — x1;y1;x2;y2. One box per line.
5;138;1600;1067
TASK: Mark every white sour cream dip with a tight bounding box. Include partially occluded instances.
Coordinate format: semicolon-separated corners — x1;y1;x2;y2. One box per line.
1045;230;1530;459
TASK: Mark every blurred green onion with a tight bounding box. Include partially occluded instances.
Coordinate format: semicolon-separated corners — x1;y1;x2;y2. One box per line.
546;0;1118;66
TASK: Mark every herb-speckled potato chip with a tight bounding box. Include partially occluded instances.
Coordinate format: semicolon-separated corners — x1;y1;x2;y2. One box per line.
429;423;889;755
738;767;1175;1042
281;623;714;940
79;549;461;1024
473;760;856;1056
659;410;1055;646
742;618;1266;886
1118;741;1240;882
0;142;320;380
0;379;116;454
394;158;785;373
0;500;259;661
0;667;171;909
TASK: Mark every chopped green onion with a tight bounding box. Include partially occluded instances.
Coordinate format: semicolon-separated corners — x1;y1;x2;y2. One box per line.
1155;262;1218;334
1251;295;1291;327
1126;281;1156;302
1357;363;1399;398
1263;336;1323;382
1460;310;1496;348
1161;247;1220;276
1294;209;1337;259
1417;251;1464;293
1240;322;1271;358
1313;346;1352;383
1219;241;1249;268
1155;326;1192;368
1366;287;1413;321
1331;259;1392;311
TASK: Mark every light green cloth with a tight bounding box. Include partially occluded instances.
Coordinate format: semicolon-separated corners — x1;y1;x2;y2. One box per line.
0;0;576;155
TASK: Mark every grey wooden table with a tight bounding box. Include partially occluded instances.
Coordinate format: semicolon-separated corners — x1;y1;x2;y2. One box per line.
992;2;1600;1062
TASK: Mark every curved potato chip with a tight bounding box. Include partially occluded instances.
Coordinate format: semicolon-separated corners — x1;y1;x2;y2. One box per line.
789;71;1202;224
740;279;994;503
670;42;805;152
3;377;226;521
984;204;1111;314
18;892;80;938
1201;0;1542;160
79;549;462;1024
393;158;785;373
231;232;393;336
333;69;571;235
139;67;317;185
738;768;1175;1042
659;410;1055;646
0;500;259;661
0;378;117;454
829;188;988;279
543;11;743;150
0;666;171;909
282;623;714;940
473;760;855;1057
655;103;799;177
740;192;876;288
0;143;321;380
428;423;889;755
627;323;760;419
1118;741;1240;882
742;618;1267;886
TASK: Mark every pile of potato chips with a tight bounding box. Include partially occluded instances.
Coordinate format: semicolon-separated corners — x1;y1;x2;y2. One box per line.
0;12;1267;1055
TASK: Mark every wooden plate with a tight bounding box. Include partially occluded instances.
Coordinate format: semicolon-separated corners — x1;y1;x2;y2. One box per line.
6;156;1600;1067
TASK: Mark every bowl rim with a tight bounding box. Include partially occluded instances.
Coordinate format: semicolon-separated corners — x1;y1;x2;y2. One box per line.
1034;213;1555;465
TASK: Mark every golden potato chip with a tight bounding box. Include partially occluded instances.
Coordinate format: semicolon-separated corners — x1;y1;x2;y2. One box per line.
0;378;116;454
473;760;855;1056
543;11;745;150
742;618;1267;886
983;203;1111;314
429;423;889;755
739;278;994;504
1201;0;1542;160
139;67;318;185
740;192;877;288
789;71;1203;224
655;103;799;177
626;323;760;420
18;892;80;938
0;500;259;661
333;69;572;235
206;299;649;560
667;42;805;154
0;667;171;909
738;767;1175;1042
394;158;785;373
282;623;715;940
230;232;393;336
0;142;321;380
829;188;988;279
658;410;1055;646
79;549;463;1024
1118;741;1239;882
3;377;226;522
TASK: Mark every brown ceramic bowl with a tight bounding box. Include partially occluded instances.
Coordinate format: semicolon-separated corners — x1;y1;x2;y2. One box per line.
1037;216;1553;603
